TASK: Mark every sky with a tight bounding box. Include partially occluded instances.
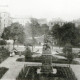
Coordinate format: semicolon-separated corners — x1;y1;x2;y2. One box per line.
0;0;80;21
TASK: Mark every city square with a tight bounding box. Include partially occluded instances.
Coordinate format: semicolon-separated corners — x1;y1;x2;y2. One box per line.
0;0;80;80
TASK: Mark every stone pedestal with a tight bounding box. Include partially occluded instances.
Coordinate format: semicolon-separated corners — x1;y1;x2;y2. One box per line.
41;54;53;74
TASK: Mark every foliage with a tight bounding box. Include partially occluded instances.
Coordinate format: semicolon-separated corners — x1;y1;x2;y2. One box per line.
1;26;11;40
63;43;74;64
51;22;80;46
0;47;10;63
29;18;49;37
0;40;7;45
23;47;32;61
63;43;72;53
30;18;42;37
61;23;79;46
25;18;49;46
0;67;8;79
51;24;61;45
41;24;49;34
1;22;25;44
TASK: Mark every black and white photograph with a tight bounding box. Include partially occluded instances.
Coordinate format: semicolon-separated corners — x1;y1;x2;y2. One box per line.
0;0;80;80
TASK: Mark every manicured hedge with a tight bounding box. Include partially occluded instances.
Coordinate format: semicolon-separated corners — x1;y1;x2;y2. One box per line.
0;40;7;45
0;47;10;63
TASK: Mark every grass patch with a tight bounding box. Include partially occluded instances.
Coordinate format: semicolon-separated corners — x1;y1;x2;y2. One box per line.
0;67;8;79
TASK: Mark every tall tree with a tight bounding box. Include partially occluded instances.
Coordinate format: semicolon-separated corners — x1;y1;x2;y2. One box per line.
61;23;80;46
30;18;42;37
51;23;80;46
30;18;42;46
1;26;11;40
63;43;74;64
51;24;61;45
1;22;25;44
41;24;49;35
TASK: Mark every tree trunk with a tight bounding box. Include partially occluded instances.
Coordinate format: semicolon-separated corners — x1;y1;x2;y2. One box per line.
13;40;15;49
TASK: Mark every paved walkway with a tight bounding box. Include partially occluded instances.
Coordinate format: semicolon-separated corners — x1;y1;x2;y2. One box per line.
0;55;68;80
0;50;80;80
74;58;80;63
0;55;25;80
70;65;80;80
0;55;42;80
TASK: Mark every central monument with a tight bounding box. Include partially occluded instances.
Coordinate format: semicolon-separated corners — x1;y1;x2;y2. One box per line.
37;34;56;75
40;43;53;74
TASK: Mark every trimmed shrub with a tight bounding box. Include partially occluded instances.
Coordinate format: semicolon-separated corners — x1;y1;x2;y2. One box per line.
23;47;32;61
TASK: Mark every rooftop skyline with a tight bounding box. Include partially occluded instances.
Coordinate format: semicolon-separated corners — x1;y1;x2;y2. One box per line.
0;0;80;21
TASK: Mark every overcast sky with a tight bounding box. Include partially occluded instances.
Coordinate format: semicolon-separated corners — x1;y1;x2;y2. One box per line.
0;0;80;21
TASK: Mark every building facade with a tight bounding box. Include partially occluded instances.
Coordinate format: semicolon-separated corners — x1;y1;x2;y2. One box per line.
48;18;65;30
37;18;48;25
12;17;30;26
0;12;12;36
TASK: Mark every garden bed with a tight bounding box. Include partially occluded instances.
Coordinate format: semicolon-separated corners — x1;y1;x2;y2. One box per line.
0;67;8;79
17;66;71;80
0;47;10;63
16;56;79;64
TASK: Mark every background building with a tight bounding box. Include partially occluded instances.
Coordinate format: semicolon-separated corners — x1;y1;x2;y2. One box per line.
0;12;12;36
37;18;48;25
12;17;30;26
48;18;65;30
72;19;80;27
